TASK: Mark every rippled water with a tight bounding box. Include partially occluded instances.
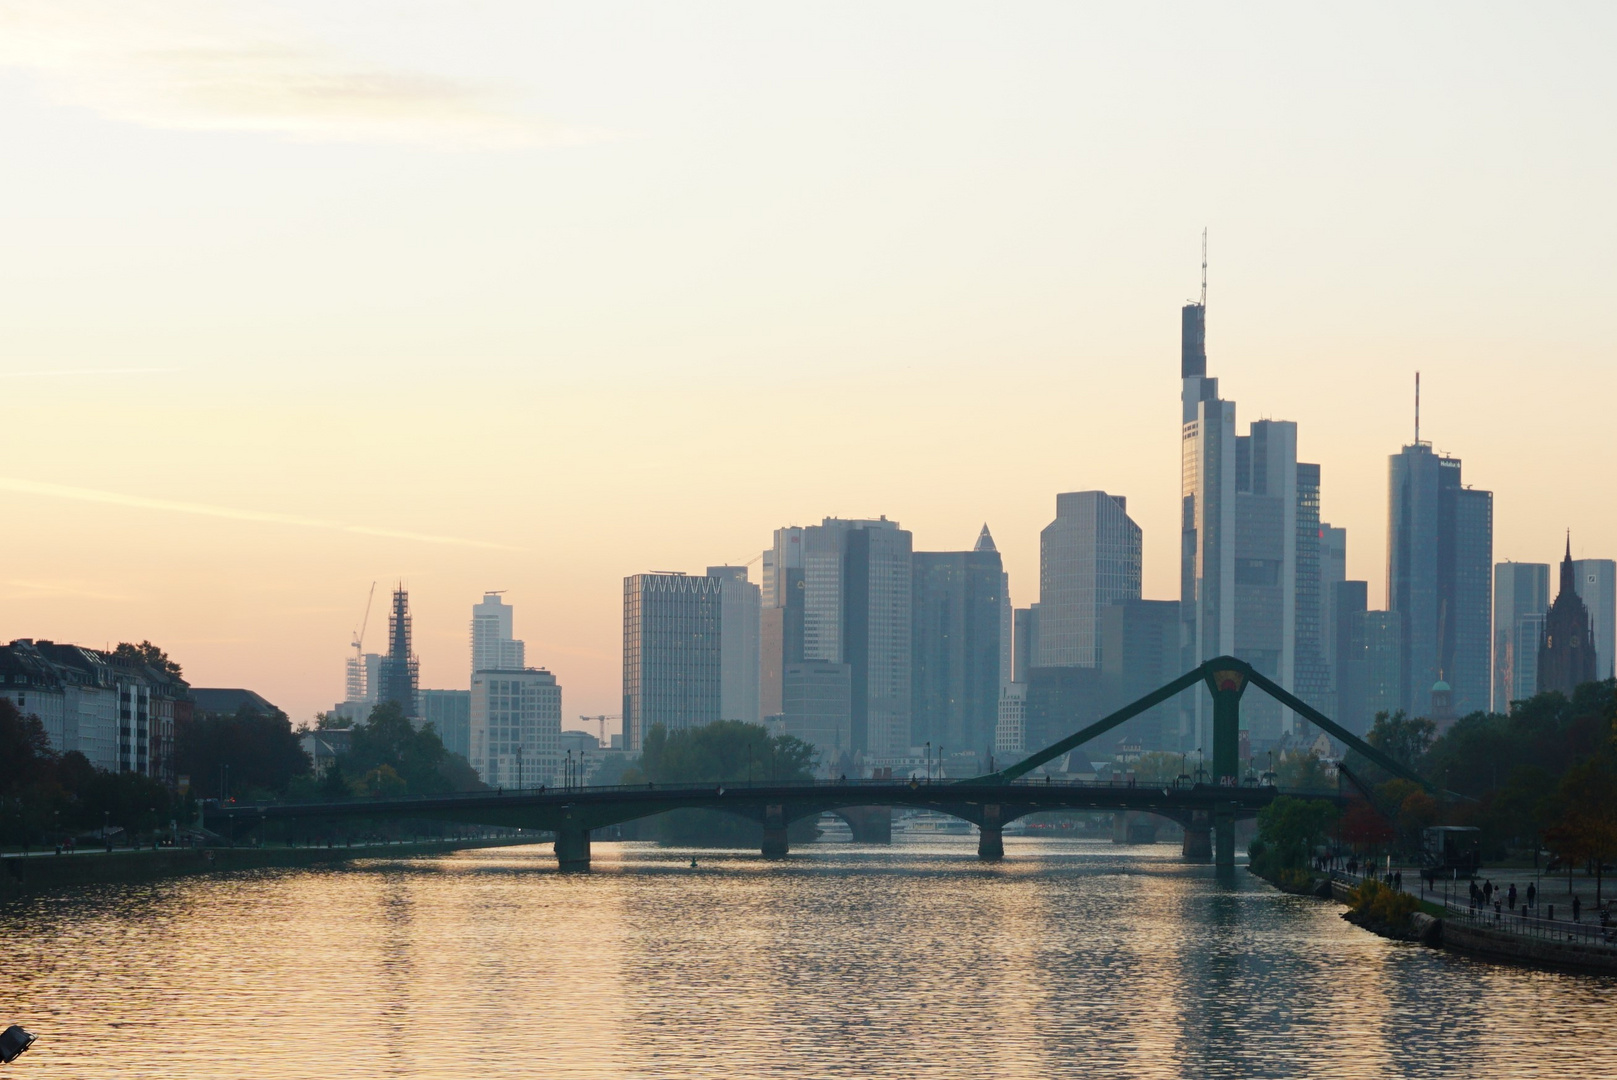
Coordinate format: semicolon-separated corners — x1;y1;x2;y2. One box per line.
3;838;1614;1078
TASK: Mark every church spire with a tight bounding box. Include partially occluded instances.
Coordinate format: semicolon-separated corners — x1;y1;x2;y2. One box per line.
1561;530;1576;597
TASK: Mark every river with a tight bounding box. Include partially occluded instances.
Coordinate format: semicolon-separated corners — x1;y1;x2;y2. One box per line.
3;838;1613;1078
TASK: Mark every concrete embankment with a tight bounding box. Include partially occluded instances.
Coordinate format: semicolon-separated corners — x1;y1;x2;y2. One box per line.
1321;872;1616;974
1;838;539;902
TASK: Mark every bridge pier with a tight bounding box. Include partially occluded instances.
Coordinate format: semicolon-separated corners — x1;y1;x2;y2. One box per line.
839;806;892;844
977;803;1004;859
1182;809;1212;861
761;804;789;858
555;826;590;870
1113;811;1160;845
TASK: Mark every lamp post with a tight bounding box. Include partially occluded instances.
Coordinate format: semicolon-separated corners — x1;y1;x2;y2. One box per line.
925;742;932;783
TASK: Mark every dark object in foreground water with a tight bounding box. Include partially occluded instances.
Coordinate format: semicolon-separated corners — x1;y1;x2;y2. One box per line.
0;1024;37;1064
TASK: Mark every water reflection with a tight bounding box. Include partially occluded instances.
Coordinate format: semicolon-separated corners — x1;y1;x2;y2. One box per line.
2;839;1613;1078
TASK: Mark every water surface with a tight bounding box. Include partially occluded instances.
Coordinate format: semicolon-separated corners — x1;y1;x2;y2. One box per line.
3;838;1612;1078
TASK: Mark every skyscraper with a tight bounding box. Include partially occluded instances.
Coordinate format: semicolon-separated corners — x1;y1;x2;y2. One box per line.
911;532;1003;759
1570;557;1616;681
1318;525;1348;714
470;667;561;787
1231;420;1305;744
1178;272;1323;749
707;565;761;723
1012;605;1039;684
1181;276;1236;751
1387;442;1493;715
1539;537;1598;696
1100;598;1180;751
770;517;913;759
376;585;419;717
1332;580;1369;735
980;525;1013;688
1493;561;1550;710
1036;491;1141;668
622;573;723;750
471;592;525;679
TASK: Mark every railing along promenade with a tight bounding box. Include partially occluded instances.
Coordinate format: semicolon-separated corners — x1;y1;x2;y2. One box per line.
1334;869;1617;951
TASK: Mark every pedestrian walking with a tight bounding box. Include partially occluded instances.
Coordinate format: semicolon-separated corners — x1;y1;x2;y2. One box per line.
1527;882;1537;909
1508;883;1517;911
1573;895;1581;922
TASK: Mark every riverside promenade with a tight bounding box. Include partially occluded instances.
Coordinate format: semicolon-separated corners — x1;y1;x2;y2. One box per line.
1330;864;1617;973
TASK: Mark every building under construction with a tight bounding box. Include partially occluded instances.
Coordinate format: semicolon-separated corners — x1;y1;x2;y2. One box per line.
376;585;420;717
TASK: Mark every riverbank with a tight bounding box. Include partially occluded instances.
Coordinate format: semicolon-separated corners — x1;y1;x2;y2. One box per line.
0;836;541;902
1252;866;1617;975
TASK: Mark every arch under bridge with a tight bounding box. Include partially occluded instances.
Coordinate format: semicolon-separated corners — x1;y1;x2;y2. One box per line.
209;657;1427;870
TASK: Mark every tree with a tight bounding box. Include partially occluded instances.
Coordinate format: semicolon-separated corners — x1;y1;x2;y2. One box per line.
112;641;184;680
346;702;453;795
1130;751;1183;785
1275;750;1335;794
1544;756;1617;901
175;704;311;799
1365;711;1435;771
1340;799;1395;853
1250;796;1335;883
625;721;819;846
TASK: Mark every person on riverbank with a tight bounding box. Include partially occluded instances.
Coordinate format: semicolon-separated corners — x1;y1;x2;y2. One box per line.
1527;882;1537;909
1572;896;1581;922
1508;883;1517;911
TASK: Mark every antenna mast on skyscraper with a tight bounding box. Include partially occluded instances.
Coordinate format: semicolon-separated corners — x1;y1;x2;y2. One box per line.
1200;227;1207;307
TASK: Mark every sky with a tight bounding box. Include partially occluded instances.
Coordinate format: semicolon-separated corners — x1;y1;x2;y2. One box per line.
2;1;1614;726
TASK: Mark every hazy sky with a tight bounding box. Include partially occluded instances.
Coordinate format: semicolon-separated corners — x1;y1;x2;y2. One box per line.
3;1;1614;725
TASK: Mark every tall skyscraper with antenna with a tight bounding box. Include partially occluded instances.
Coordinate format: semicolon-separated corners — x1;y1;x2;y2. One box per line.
1178;234;1326;748
1387;377;1493;716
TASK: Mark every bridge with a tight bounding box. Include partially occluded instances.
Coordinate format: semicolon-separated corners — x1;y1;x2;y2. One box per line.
210;656;1425;870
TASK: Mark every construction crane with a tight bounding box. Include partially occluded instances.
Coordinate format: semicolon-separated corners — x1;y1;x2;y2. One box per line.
579;715;622;746
345;582;376;701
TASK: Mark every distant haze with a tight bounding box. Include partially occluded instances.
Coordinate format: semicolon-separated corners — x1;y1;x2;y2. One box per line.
2;2;1613;722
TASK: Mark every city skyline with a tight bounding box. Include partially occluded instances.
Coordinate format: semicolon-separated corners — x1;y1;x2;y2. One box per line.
3;4;1615;722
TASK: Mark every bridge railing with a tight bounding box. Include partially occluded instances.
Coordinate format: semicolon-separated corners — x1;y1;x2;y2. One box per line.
211;775;1313;815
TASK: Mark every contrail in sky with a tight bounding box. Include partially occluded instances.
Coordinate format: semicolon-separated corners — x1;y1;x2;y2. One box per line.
0;477;520;551
0;367;180;377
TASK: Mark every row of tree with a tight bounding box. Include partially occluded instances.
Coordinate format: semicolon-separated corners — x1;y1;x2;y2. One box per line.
1252;679;1617;880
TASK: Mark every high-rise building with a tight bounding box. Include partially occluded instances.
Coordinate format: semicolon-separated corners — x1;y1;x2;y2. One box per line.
995;683;1027;758
471;592;525;679
622;573;723;750
1035;491;1141;668
1024;666;1104;765
419;688;472;759
1231;420;1302;745
1493;561;1550;711
1332;581;1369;735
377;586;420;717
1292;463;1329;717
1100;599;1180;752
1318;525;1348;713
769;517;913;759
1362;611;1403;724
1180;282;1237;752
911;533;1004;759
470;668;561;787
1570;557;1616;681
979;525;1013;688
707;566;761;723
780;661;852;768
1387;442;1493;716
1013;605;1039;684
1539;537;1598;696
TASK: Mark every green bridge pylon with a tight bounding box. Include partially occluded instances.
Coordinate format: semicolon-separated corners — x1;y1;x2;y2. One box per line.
973;655;1434;869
